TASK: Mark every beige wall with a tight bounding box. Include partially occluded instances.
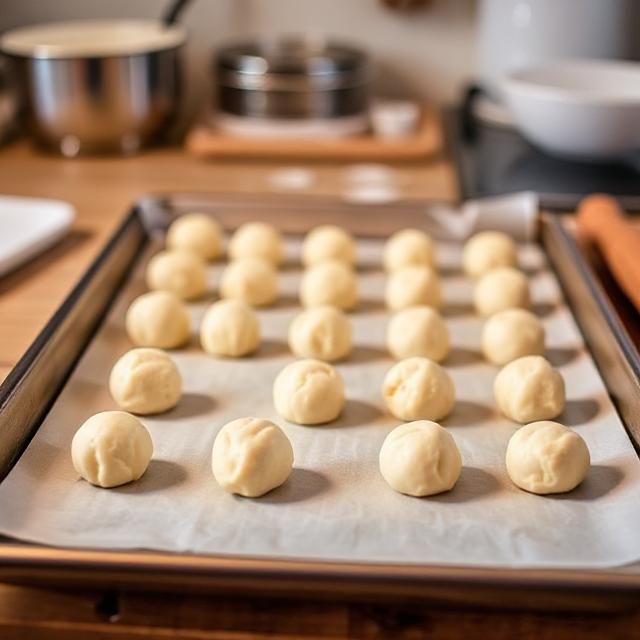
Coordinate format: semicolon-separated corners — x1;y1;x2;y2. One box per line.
0;0;477;111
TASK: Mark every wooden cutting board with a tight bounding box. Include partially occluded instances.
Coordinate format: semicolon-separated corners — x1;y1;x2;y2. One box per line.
185;107;442;161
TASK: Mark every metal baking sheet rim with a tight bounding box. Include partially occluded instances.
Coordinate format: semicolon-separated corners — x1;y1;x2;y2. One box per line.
0;192;639;605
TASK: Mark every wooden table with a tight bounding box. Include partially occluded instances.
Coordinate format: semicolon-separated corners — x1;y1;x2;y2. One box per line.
0;140;638;639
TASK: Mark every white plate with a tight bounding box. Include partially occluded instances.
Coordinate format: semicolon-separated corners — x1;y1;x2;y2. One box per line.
0;195;75;277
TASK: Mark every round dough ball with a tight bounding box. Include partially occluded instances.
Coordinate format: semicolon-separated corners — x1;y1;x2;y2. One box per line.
462;230;517;278
212;417;294;498
302;225;356;267
288;306;352;362
273;359;345;425
109;348;182;415
379;421;462;497
506;421;590;494
382;357;455;422
385;266;442;311
482;309;545;365
300;261;358;310
494;355;565;423
228;221;284;266
200;299;260;358
166;213;222;261
71;411;153;488
386;306;449;362
383;229;436;272
473;267;530;317
219;258;278;307
145;249;208;301
125;291;191;349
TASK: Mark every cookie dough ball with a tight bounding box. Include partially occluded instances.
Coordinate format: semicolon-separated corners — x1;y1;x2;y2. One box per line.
300;261;358;311
382;357;455;422
302;225;356;267
125;291;191;349
109;348;182;415
494;356;565;423
473;267;530;317
200;299;260;358
228;221;284;266
145;249;207;301
385;266;442;311
506;421;590;494
288;306;352;362
383;229;436;272
379;421;462;497
482;309;545;365
273;359;345;425
463;230;517;278
71;411;153;488
386;306;449;362
219;258;278;307
166;213;222;261
212;417;294;498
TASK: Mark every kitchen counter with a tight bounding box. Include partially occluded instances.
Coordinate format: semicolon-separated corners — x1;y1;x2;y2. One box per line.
0;140;456;382
1;139;639;639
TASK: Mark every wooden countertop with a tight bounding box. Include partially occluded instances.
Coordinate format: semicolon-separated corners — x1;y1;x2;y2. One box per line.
0;140;456;382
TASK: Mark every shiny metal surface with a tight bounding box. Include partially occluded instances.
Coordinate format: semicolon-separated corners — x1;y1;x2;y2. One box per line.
215;36;371;120
5;47;182;156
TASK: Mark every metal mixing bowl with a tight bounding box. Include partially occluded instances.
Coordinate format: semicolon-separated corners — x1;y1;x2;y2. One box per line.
0;19;186;156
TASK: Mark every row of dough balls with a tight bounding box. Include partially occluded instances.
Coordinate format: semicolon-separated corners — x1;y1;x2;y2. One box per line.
107;338;568;427
126;290;545;367
164;213;438;270
154;214;529;316
165;212;519;277
71;410;589;499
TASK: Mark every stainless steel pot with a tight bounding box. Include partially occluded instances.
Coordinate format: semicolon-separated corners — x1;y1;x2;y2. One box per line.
0;20;186;156
214;35;371;135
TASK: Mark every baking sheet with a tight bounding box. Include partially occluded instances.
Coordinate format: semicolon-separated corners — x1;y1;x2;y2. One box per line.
1;236;640;569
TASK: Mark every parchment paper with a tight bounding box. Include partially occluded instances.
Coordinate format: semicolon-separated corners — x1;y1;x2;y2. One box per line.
1;236;640;569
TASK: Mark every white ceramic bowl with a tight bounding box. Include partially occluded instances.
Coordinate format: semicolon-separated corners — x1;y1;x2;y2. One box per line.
503;59;640;161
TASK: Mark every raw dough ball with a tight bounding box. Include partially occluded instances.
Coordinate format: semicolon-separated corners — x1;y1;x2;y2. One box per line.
382;357;455;422
302;225;356;267
273;359;345;425
506;421;590;494
71;411;153;488
109;348;182;415
166;213;222;261
200;299;260;357
383;229;436;272
385;266;442;311
145;249;207;301
300;261;358;310
473;267;530;317
482;309;545;365
288;306;352;362
212;417;294;498
386;306;449;362
494;355;565;423
219;258;278;307
228;221;284;266
125;291;191;349
462;230;518;278
379;421;462;497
